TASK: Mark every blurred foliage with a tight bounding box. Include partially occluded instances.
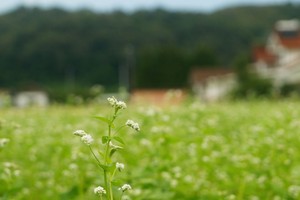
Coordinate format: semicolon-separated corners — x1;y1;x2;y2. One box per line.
0;3;299;92
280;83;300;97
2;101;300;199
232;54;273;98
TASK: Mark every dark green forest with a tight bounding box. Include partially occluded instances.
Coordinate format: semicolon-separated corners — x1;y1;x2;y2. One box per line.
0;3;300;96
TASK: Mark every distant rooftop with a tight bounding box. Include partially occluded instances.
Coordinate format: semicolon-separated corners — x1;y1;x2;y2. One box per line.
253;46;276;64
189;68;233;84
273;19;300;49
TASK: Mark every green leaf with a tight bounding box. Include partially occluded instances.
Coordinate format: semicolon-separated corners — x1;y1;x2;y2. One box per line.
94;116;110;124
99;163;114;171
110;149;117;158
93;116;115;128
99;164;109;171
99;164;116;171
113;136;125;145
102;136;110;144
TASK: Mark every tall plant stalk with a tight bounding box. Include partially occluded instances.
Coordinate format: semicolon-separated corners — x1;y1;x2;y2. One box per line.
73;96;140;199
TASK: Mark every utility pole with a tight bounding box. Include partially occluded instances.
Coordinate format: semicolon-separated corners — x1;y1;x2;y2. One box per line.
119;45;135;93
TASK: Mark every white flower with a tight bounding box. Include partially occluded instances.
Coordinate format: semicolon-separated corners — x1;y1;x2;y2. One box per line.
107;96;127;109
107;96;117;106
81;134;94;145
73;130;94;146
126;120;140;131
116;162;125;171
73;130;87;137
116;101;127;109
94;186;106;195
289;185;300;198
0;138;9;148
119;184;132;192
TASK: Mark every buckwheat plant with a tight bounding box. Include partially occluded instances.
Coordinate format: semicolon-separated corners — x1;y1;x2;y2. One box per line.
0;138;20;191
73;96;140;200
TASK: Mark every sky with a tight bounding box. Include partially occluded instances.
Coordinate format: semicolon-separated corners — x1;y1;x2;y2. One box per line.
0;0;299;14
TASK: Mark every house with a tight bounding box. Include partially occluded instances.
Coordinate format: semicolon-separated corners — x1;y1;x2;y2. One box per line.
13;91;49;108
253;19;300;87
189;68;236;102
130;89;186;106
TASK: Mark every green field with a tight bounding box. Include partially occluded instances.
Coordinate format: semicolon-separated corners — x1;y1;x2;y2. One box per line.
1;100;300;199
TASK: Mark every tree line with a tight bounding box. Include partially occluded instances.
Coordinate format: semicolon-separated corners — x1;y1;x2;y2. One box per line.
0;3;299;99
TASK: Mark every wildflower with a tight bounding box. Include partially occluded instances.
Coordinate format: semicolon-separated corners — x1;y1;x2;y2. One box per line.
119;184;132;192
289;185;300;198
73;130;87;137
116;100;127;109
126;120;140;131
116;162;125;171
107;96;127;110
94;186;106;195
0;138;9;148
107;96;117;107
81;134;94;145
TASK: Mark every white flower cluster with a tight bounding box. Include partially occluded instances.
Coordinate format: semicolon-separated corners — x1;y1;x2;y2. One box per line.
94;186;106;195
119;184;132;192
3;162;20;178
289;185;300;198
116;162;125;171
0;138;9;148
81;134;94;145
107;96;127;110
73;130;94;145
126;120;140;132
73;130;86;137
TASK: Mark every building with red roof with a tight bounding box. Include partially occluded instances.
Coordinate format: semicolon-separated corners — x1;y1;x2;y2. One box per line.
253;19;300;86
189;67;236;102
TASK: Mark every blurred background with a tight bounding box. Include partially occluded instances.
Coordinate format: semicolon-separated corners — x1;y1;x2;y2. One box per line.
1;0;300;106
2;1;300;199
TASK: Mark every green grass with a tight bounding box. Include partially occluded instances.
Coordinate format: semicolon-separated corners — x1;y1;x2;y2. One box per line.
1;100;300;199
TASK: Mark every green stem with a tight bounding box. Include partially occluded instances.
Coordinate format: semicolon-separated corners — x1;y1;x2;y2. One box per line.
104;107;119;200
109;125;112;137
109;180;114;200
105;124;112;163
104;123;114;200
111;168;117;180
89;146;102;165
104;140;110;162
113;125;126;136
105;170;113;200
104;170;110;200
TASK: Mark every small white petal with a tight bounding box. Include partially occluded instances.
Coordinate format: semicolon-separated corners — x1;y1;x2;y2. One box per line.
94;186;106;195
119;184;132;192
116;162;125;171
81;134;94;145
73;130;86;137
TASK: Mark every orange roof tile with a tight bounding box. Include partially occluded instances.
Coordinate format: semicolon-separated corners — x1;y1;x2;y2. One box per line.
253;46;276;64
189;68;233;83
131;89;186;106
279;37;300;49
277;31;300;49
